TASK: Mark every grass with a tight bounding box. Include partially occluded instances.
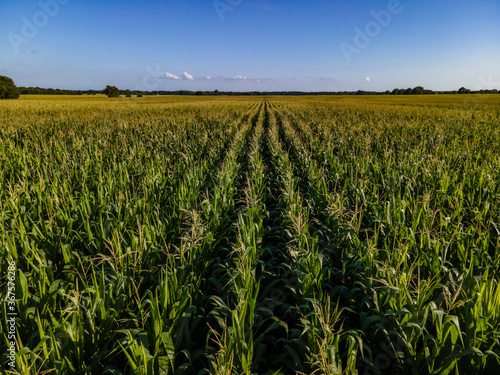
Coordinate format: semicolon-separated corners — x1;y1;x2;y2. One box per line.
1;94;500;374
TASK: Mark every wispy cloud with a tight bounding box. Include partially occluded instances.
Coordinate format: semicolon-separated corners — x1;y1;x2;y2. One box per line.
163;72;267;83
222;75;269;83
233;75;247;80
319;77;338;82
365;76;371;82
165;72;182;80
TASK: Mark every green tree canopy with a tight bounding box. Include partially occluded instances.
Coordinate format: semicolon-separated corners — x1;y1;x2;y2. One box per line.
104;85;120;98
0;75;20;99
412;86;424;95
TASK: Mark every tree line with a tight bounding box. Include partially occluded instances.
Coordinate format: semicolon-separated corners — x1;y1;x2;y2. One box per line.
16;86;500;97
1;75;499;99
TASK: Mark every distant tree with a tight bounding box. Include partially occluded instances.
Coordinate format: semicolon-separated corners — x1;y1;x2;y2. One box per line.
125;89;132;97
404;88;413;95
0;75;20;99
458;87;471;94
104;85;120;97
214;89;219;95
384;90;391;95
137;93;143;97
195;91;203;96
356;90;366;95
412;86;424;95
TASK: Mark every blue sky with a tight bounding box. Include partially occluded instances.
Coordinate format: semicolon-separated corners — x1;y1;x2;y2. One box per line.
1;0;499;91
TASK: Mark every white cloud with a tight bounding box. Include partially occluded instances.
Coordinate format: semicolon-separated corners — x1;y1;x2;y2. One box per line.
200;75;267;82
165;72;182;80
183;72;194;80
365;76;371;82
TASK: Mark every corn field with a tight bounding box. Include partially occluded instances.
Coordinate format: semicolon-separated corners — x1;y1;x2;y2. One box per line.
1;95;500;374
